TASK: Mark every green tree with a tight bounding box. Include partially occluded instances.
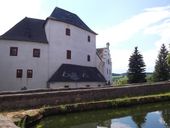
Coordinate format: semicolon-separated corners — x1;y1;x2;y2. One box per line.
168;44;170;65
168;52;170;66
162;109;170;127
153;44;170;82
131;113;147;128
115;76;128;86
127;47;146;83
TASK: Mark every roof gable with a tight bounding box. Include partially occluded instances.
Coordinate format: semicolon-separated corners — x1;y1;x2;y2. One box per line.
48;64;106;83
0;17;48;43
48;7;97;35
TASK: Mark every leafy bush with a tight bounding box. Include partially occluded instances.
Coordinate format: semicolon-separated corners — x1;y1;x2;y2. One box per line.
146;74;154;83
115;76;128;86
112;76;123;82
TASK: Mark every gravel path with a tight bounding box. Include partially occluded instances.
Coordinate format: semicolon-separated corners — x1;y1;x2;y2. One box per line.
0;114;19;128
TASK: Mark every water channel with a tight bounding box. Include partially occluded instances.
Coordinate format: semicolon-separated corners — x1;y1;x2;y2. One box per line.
33;101;170;128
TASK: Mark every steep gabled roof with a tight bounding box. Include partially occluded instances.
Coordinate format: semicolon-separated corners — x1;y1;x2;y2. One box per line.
0;17;48;43
97;48;105;54
96;48;105;58
48;64;106;83
48;7;97;35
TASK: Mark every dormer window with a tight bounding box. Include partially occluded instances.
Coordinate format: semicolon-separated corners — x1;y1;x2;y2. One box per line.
66;28;70;36
87;55;90;62
88;36;90;42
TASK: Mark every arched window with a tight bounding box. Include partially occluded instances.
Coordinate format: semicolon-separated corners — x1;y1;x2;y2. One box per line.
87;55;90;62
88;35;90;42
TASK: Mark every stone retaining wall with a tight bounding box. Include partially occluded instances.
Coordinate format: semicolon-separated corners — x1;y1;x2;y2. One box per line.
0;82;170;110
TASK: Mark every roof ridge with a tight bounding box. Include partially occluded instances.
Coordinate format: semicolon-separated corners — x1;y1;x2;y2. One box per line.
0;17;48;43
49;7;97;35
24;17;45;21
53;7;77;16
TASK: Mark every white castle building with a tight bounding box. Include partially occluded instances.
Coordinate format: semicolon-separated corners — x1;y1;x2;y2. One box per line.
0;7;112;91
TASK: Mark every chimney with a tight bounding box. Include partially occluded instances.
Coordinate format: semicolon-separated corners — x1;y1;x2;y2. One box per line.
106;42;110;49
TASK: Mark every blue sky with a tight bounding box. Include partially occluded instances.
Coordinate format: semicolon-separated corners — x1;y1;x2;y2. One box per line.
0;0;170;73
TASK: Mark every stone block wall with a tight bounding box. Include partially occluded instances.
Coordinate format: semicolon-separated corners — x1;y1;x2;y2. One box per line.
0;82;170;110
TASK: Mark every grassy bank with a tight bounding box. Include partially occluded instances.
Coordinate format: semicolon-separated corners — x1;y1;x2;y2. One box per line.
9;92;170;127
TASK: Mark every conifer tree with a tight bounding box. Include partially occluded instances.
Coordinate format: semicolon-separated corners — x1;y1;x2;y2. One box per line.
127;47;146;83
153;44;170;82
167;45;170;66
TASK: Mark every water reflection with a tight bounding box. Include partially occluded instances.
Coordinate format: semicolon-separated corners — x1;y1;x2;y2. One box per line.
110;111;164;128
34;102;170;128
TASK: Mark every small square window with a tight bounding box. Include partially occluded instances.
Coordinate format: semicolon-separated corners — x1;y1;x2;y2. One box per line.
27;69;33;78
33;49;40;57
66;28;70;36
87;55;90;62
10;47;18;56
16;69;22;78
86;85;90;88
64;85;69;88
88;36;90;42
67;50;71;59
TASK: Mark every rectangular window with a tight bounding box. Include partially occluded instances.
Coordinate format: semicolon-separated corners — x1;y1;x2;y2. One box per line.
27;69;33;78
108;59;110;64
67;50;71;59
64;85;69;88
10;47;18;56
66;28;70;36
16;69;23;78
33;48;40;57
86;85;90;88
88;36;90;42
87;55;90;62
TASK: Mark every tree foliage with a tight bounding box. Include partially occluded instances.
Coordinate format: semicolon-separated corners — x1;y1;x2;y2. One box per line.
131;113;147;128
167;53;170;66
127;47;146;83
153;44;170;82
115;76;128;86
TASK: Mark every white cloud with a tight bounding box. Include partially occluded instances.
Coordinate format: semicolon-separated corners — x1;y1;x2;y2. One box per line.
97;5;170;73
111;122;131;128
159;117;166;125
152;111;161;115
111;49;131;73
0;0;46;35
111;48;158;73
97;6;170;47
143;49;157;72
144;18;170;50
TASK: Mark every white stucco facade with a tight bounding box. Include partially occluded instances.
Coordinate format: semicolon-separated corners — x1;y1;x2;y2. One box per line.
97;43;112;84
50;82;105;89
0;40;49;91
45;19;96;77
0;7;112;91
